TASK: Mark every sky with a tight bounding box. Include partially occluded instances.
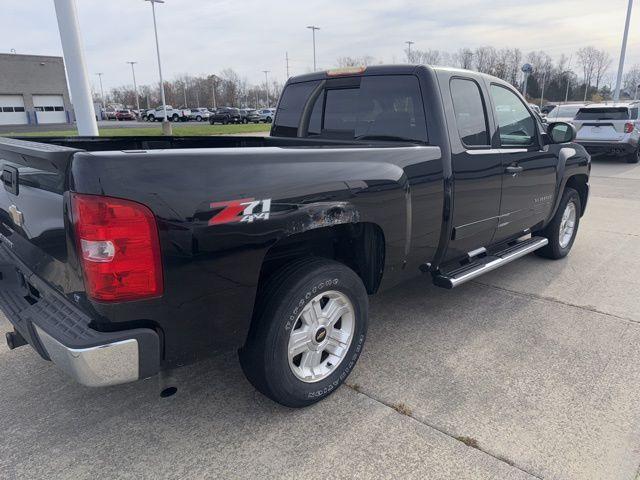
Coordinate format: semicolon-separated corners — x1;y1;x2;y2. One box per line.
1;0;639;92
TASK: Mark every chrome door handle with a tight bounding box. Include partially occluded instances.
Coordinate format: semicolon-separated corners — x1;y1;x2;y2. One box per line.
505;165;523;175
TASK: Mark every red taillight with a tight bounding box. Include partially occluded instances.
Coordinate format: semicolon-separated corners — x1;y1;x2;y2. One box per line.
624;122;634;134
71;193;163;302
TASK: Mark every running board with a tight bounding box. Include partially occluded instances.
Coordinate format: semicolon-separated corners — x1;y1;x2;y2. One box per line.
433;236;548;289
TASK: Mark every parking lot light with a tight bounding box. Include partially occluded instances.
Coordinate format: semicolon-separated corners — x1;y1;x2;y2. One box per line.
306;26;320;71
614;0;634;102
145;0;171;135
126;61;140;114
263;70;270;107
95;72;105;118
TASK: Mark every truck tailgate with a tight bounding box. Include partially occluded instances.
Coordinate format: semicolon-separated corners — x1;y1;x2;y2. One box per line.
0;137;82;298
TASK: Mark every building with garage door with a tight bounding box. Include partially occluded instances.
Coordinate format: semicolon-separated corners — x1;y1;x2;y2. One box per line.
0;53;73;126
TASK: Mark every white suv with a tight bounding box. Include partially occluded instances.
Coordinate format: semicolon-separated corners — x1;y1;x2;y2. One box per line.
573;103;640;163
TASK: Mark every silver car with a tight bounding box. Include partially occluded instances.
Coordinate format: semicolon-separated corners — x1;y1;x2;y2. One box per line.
188;108;211;122
545;104;585;124
573;103;640;163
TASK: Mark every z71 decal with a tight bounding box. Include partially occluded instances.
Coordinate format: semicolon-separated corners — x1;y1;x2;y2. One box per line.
208;198;272;225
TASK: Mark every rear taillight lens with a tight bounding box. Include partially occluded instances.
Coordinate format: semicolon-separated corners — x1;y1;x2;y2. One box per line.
624;122;634;133
71;193;163;302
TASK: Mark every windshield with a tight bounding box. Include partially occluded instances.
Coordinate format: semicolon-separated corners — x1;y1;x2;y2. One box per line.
551;106;580;119
575;107;630;121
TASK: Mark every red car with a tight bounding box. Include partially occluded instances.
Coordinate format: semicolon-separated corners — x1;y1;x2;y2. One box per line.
115;109;136;121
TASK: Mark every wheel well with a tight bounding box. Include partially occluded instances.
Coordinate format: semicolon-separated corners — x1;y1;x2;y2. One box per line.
257;223;385;295
565;174;588;216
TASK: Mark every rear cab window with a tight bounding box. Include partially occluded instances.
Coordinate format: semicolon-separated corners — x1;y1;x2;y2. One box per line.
450;78;490;147
273;75;428;143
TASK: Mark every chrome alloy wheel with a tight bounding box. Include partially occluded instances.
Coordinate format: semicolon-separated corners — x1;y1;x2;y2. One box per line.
559;201;577;248
287;291;355;383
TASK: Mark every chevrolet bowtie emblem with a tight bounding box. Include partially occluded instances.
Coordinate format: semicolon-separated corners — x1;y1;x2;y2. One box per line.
8;205;23;227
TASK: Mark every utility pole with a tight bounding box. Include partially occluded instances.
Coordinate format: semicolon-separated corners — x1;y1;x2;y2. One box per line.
564;71;574;103
306;26;320;71
614;0;634;101
145;0;171;135
211;78;217;109
95;72;105;119
539;69;547;107
126;61;140;113
263;70;270;106
285;51;290;79
405;40;414;61
183;80;188;107
54;0;98;135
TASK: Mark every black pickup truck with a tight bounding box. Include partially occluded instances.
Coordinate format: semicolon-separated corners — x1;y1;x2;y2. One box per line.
0;65;589;407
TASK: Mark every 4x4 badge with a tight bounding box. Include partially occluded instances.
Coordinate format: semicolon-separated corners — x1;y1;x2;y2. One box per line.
208;198;272;225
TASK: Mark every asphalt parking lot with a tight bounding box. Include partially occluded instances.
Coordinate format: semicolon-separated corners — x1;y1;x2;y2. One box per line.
1;156;639;480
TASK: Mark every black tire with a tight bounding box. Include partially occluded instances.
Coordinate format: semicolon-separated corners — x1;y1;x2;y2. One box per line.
626;147;640;164
266;116;272;123
240;258;368;408
171;114;179;122
222;118;229;125
147;115;155;122
196;115;202;122
535;187;581;259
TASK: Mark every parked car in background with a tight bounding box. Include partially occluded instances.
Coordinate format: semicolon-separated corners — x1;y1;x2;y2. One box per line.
188;108;211;122
0;64;590;408
254;108;276;123
545;104;585;124
239;109;256;124
573;102;640;163
104;108;117;120
145;106;187;122
541;104;557;115
209;107;241;124
115;109;136;121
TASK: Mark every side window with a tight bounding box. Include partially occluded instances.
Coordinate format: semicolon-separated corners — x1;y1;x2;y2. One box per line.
450;78;489;147
631;107;638;120
490;84;536;147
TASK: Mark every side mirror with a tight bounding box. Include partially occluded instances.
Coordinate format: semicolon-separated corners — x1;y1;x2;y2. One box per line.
547;122;576;143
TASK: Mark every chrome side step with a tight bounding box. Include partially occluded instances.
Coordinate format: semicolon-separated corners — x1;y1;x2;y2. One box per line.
433;236;548;289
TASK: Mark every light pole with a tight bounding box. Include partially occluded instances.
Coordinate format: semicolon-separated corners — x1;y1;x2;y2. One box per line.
263;70;270;107
126;61;140;114
285;51;290;78
306;25;320;71
635;83;640;100
539;69;547;107
563;70;575;103
211;78;217;109
182;80;188;107
614;0;634;101
405;40;414;61
145;0;171;135
53;0;98;135
95;72;105;119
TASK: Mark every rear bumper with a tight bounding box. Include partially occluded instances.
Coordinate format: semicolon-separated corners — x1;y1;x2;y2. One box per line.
576;140;637;155
0;246;160;387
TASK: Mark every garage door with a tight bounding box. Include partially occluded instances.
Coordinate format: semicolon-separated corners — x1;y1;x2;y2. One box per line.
0;95;28;125
33;94;67;124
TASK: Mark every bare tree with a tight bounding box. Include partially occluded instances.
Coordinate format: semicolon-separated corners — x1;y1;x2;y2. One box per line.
593;49;612;91
455;48;474;69
474;46;497;75
336;55;375;67
577;46;599;101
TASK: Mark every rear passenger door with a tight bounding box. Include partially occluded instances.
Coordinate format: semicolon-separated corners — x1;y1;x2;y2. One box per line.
489;84;557;243
445;76;503;260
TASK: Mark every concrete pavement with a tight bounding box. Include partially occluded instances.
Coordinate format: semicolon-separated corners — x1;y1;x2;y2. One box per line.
1;157;639;479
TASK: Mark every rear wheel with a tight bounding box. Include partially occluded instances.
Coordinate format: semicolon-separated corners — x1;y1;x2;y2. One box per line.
626;146;640;164
266;116;273;123
196;115;202;122
240;258;368;408
535;187;581;259
171;114;179;122
147;115;155;122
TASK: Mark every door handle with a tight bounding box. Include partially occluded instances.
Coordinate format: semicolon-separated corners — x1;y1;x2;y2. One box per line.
505;165;523;175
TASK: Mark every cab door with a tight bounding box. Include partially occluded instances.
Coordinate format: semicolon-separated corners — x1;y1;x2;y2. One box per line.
488;84;557;243
444;76;503;260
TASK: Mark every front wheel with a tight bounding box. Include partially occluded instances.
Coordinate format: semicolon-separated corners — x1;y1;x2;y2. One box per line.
535;187;581;259
196;115;202;122
266;116;273;123
240;258;368;408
